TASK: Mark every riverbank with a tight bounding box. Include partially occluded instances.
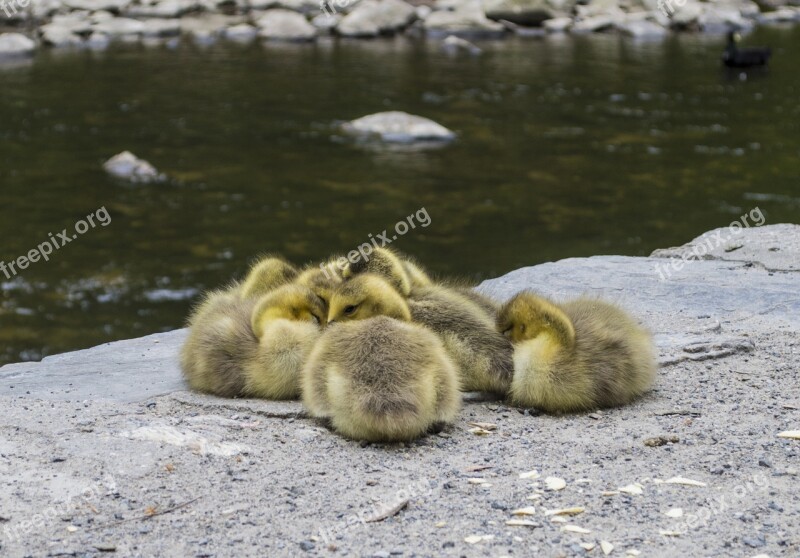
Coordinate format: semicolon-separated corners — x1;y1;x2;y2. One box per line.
1;0;800;58
0;224;798;557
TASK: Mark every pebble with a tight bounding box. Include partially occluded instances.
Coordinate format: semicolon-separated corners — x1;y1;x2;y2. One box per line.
743;535;766;548
299;540;315;551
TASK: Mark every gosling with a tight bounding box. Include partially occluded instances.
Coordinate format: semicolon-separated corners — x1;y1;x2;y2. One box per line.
497;291;656;413
246;283;326;399
301;315;461;442
180;286;258;398
239;255;298;300
181;283;324;400
327;274;514;395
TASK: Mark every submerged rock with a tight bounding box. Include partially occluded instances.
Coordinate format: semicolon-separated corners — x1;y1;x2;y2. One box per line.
103;151;164;183
424;2;507;37
92;17;147;37
441;34;482;55
0;33;36;58
39;25;85;47
342;111;456;143
544;16;572;31
336;0;416;37
617;19;667;38
223;23;258;40
256;9;317;40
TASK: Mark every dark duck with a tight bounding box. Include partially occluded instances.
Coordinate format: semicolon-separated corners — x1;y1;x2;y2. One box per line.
722;31;771;68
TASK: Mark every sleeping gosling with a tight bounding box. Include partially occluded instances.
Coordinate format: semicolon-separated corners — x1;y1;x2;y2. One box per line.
328;274;514;395
180;283;324;399
301;315;461;442
180;286;259;397
245;283;326;399
239;255;298;300
497;291;657;413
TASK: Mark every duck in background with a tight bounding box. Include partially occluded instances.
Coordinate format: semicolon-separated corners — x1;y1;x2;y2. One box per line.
722;30;771;68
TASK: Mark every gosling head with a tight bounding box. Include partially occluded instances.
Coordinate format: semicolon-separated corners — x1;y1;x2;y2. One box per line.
497;291;576;346
295;261;344;309
251;284;326;338
327;274;411;324
240;255;298;300
342;247;412;296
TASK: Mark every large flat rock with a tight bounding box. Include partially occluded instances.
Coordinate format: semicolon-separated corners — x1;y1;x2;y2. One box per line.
1;224;798;558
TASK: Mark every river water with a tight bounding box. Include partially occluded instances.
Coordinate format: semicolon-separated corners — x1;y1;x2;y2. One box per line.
1;26;798;364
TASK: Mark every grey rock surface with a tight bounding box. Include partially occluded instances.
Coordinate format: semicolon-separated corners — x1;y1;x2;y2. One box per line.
1;224;798;557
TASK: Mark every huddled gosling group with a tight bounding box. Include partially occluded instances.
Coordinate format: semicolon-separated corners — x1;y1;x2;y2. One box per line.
181;248;657;442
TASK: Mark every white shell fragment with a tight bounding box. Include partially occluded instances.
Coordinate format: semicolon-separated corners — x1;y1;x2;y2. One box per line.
601;540;615;555
561;525;592;534
464;534;494;544
626;550;641;556
550;516;567;524
664;508;684;518
468;478;489;485
519;470;541;479
506;519;539;527
511;506;536;516
468;427;493;435
581;543;596;551
778;430;800;440
660;530;682;537
545;507;585;516
618;484;644;496
663;477;707;487
468;422;497;431
545;477;567;491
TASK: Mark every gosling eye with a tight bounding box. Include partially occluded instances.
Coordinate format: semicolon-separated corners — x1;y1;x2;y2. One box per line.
343;304;358;316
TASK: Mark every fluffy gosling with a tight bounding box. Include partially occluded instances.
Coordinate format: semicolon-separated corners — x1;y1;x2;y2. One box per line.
301;315;461;442
246;283;326;399
239;255;298;300
328;274;514;394
181;283;324;400
497;291;657;413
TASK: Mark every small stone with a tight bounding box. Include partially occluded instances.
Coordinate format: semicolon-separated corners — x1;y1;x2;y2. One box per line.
758;458;772;468
299;540;315;551
743;535;766;548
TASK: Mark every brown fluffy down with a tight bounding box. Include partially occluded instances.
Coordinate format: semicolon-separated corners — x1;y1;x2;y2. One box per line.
301;316;461;442
498;292;657;413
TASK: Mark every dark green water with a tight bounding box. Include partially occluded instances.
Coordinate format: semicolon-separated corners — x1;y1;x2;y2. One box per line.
1;27;799;365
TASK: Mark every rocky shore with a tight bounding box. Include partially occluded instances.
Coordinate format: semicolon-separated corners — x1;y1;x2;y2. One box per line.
0;224;798;557
1;0;800;59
